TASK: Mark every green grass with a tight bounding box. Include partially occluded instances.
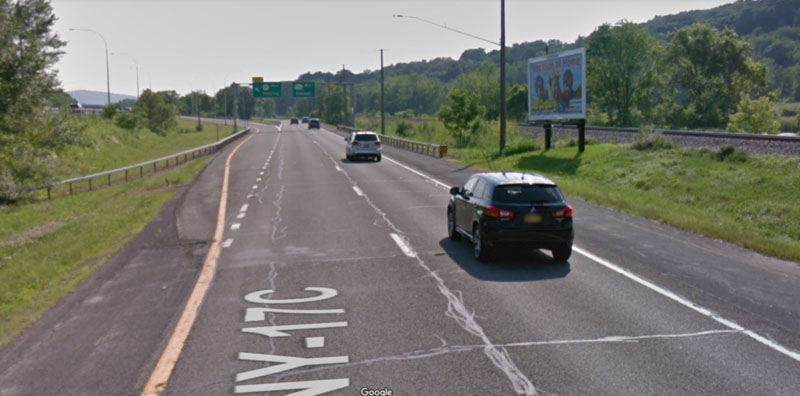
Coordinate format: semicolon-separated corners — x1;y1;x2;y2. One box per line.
0;116;232;348
362;117;800;262
56;116;231;179
0;157;210;348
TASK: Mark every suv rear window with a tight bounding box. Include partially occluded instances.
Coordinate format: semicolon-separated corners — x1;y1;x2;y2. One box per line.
493;184;564;204
354;134;378;141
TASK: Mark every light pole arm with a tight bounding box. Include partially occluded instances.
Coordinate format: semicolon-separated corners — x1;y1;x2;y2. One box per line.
71;28;111;104
393;14;500;47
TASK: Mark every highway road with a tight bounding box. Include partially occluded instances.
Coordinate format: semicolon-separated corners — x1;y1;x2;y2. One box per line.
1;120;799;395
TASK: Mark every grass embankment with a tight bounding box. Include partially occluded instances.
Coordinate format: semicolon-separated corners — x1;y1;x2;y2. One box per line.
362;117;800;262
776;102;799;132
0;117;226;348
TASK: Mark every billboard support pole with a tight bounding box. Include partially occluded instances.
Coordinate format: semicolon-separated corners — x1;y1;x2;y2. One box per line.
544;122;552;150
578;119;586;152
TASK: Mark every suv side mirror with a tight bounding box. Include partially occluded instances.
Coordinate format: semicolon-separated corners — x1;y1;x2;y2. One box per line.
449;186;460;195
344;137;348;141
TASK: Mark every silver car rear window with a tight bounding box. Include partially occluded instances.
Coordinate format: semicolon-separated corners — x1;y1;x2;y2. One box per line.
354;134;378;141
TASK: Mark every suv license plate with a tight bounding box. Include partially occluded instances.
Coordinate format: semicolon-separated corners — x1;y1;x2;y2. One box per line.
524;213;542;223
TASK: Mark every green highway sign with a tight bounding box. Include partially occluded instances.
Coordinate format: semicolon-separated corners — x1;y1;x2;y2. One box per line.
253;82;281;98
292;81;316;97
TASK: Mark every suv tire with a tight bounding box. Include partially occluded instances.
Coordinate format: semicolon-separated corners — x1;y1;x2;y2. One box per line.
447;209;460;241
473;224;491;262
552;245;572;262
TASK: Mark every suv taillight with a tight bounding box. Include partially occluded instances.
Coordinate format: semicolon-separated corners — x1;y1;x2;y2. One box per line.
374;141;381;146
552;205;573;218
487;206;514;218
351;141;359;146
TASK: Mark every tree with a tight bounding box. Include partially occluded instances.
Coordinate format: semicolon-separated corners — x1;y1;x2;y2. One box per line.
667;23;767;128
587;21;663;126
726;94;781;133
437;89;485;147
506;84;528;122
1;0;74;201
136;89;176;135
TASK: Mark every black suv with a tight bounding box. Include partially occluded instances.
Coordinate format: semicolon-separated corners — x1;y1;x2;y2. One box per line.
447;172;574;262
308;118;320;129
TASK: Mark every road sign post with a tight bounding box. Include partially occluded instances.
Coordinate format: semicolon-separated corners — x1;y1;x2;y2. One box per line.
292;81;315;97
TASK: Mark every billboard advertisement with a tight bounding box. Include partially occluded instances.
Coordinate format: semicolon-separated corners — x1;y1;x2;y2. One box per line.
528;47;586;122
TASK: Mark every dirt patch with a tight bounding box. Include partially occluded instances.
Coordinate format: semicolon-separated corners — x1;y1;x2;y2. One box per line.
0;221;65;248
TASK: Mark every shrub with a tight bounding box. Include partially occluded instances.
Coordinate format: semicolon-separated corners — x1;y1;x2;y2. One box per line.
631;129;675;150
195;122;203;132
395;120;413;136
714;145;747;162
726;94;780;134
101;103;119;119
114;112;139;130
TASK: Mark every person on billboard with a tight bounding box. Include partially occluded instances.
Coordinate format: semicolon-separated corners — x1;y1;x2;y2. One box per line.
534;75;549;101
558;69;582;112
549;74;561;110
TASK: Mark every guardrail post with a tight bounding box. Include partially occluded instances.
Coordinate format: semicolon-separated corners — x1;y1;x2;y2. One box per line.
107;174;111;186
89;178;92;191
125;170;129;182
47;187;51;200
69;182;73;195
153;163;156;173
140;166;143;177
578;119;586;153
166;159;169;168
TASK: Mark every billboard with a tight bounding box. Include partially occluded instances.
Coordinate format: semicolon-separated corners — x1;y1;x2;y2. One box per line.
528;47;586;122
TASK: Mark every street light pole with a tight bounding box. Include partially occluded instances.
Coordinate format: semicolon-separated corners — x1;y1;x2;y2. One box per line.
394;10;507;152
380;49;385;135
500;0;507;151
71;28;111;105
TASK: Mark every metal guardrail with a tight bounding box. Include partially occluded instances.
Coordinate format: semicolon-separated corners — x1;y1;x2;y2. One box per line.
37;128;251;199
337;125;447;157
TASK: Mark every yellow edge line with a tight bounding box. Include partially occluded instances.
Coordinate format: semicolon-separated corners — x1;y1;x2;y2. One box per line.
141;130;258;395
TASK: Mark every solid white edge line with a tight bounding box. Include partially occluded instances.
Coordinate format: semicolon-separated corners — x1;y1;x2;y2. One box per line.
390;233;416;258
318;125;800;363
352;186;363;196
572;246;800;362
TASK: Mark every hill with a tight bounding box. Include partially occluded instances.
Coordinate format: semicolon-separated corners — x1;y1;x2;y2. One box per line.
67;90;136;106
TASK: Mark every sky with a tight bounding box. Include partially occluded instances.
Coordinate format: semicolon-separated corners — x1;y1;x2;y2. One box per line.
52;0;735;97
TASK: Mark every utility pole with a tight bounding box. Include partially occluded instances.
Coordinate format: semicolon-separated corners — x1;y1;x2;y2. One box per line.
380;49;385;135
224;85;228;125
500;0;507;152
232;83;238;133
196;91;201;128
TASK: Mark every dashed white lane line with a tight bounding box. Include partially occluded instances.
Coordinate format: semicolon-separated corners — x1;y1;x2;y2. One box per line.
236;213;246;219
252;185;258;189
390;233;416;258
319;128;800;364
305;336;325;349
573;246;800;362
256;177;262;182
247;194;254;199
222;239;234;248
240;204;248;212
259;171;264;176
231;223;241;231
352;186;364;196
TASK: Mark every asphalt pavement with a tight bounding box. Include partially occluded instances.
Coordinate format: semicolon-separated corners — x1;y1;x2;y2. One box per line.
1;119;798;395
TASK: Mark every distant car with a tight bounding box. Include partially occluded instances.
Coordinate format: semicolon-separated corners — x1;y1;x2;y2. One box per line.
69;102;83;114
290;117;299;125
308;118;321;129
447;172;573;262
345;131;381;161
301;117;309;124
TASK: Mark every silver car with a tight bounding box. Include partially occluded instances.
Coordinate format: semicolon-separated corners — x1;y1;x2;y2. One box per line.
345;131;382;161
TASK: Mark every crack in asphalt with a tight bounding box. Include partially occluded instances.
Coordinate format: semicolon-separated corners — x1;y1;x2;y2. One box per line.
309;137;537;395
